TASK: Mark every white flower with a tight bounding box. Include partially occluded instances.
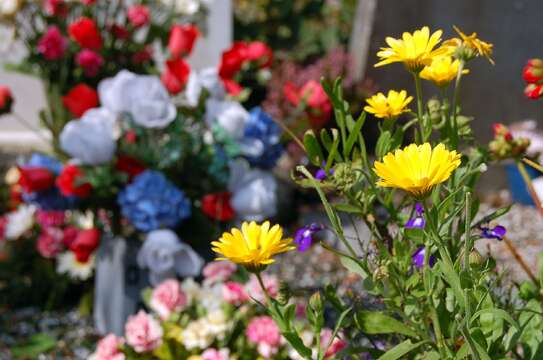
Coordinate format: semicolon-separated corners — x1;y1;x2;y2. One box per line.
199;283;223;312
204;309;232;340
160;0;201;15
185;68;225;106
228;159;278;221
56;252;95;280
181;319;214;350
181;278;202;305
5;205;35;240
205;99;249;140
137;230;204;285
0;0;21;17
99;70;177;129
60;108;117;165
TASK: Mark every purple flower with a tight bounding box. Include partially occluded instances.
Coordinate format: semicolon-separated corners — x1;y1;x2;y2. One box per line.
412;247;436;269
405;203;425;229
480;225;506;241
294;223;324;251
315;162;334;181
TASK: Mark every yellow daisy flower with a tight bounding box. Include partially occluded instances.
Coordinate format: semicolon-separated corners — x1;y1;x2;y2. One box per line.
211;221;294;270
444;26;494;64
364;90;413;119
373;143;461;197
420;55;469;87
375;26;449;73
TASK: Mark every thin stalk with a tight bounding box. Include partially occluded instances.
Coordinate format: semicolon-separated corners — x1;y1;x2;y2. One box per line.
523;157;543;174
413;73;425;143
450;61;465;150
516;161;543;218
11;113;50;144
502;236;539;286
463;192;472;271
255;272;273;306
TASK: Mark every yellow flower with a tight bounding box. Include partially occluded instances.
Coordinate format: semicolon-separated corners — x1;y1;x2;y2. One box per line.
364;90;413;119
375;26;449;73
211;221;294;270
373;143;461;197
420;56;469;87
445;26;494;64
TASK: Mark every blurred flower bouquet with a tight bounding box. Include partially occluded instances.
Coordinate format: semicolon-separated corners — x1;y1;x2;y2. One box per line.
91;262;346;360
209;26;543;359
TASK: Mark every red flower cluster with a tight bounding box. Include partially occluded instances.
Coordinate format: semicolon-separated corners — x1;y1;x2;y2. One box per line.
489;123;531;160
201;192;235;221
523;59;543;99
56;164;92;198
17;167;55;193
219;41;273;96
161;24;200;95
69;16;102;50
62;83;99;117
0;85;13;115
283;80;332;127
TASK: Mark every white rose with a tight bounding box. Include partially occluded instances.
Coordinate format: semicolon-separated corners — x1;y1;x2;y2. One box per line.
5;204;35;240
0;0;21;17
205;99;249;140
228;159;278;221
99;70;177;129
60;108;117;165
181;319;213;350
137;229;203;285
185;68;225;106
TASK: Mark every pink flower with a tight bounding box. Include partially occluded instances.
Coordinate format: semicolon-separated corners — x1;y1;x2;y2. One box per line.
284;80;332;127
149;279;187;320
222;282;249;305
36;227;64;258
127;5;150;28
246;274;279;302
44;0;67;17
92;334;125;360
246;316;281;358
202;261;236;285
62;226;79;248
320;328;347;358
76;49;104;77
37;26;68;60
36;210;65;228
125;310;163;353
201;348;230;360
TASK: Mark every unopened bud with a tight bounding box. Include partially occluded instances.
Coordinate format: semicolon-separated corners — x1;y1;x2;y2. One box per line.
469;250;485;267
524;83;543;99
309;292;323;313
524;59;543;84
373;265;389;281
277;282;291;305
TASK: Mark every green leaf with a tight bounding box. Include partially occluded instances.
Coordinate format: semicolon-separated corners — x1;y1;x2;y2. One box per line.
334;203;364;214
283;331;313;359
377;340;428;360
437;252;466;308
355;311;418;338
11;334;57;358
340;256;368;279
303;130;324;165
344;112;366;157
375;131;392;159
472;205;512;228
471;308;520;330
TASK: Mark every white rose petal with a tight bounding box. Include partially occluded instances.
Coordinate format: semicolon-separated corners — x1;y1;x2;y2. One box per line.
5;204;35;240
205;99;249;140
185;68;225;106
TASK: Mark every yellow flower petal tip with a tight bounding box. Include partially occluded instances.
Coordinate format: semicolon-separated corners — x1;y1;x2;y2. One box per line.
375;26;449;73
211;221;295;271
364;90;413;119
420;55;469;87
373;143;461;197
451;25;494;64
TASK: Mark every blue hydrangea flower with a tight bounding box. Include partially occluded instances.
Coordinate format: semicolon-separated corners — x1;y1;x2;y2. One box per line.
25;153;63;174
117;170;191;232
22;187;77;210
240;107;283;169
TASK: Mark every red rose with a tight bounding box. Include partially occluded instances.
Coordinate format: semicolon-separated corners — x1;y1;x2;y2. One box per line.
0;85;13;115
62;226;79;248
110;24;129;40
68;17;102;50
219;42;248;79
17;167;55;193
75;49;104;77
56;164;92;198
245;41;273;68
69;228;100;263
127;5;150;28
62;84;98;117
284;80;332;127
161;58;191;95
131;47;153;64
201;192;235;221
44;0;68;17
168;24;200;58
115;155;145;181
37;26;68;61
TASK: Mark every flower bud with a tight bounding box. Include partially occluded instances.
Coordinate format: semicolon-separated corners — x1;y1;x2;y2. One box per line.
524;83;543;99
309;292;323;314
469;250;485;267
277;281;291;305
0;85;13;115
373;264;389;281
523;58;543;84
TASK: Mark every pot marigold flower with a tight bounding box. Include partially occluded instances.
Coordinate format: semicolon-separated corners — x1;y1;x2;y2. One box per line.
420;55;469;87
445;26;494;64
211;221;294;270
373;143;461;197
375;26;448;73
364;90;413;119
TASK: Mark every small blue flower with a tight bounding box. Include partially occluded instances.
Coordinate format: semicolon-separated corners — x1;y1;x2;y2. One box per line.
25;153;63;175
240;107;283;169
294;223;324;251
118;170;191;232
315;162;334;181
22;187;77;210
412;246;436;269
405;203;425;229
480;225;506;241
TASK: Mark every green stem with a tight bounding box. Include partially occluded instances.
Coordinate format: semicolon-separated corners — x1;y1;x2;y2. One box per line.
450;61;465;150
413;73;425;143
517;161;543;218
463;192;472;271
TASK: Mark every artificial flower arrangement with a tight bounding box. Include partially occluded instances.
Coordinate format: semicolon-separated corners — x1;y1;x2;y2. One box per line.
90;261;347;360
209;26;543;359
0;0;206;152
